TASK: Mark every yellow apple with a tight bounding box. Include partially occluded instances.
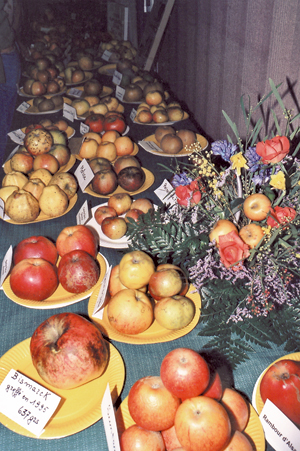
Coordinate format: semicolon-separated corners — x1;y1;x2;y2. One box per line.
109;264;147;296
39;185;69;217
209;219;238;245
119;250;155;289
108;193;132;215
239;223;264;248
154;295;195;330
243;193;271;221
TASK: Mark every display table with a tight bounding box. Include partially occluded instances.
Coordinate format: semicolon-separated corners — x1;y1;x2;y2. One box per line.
0;73;279;451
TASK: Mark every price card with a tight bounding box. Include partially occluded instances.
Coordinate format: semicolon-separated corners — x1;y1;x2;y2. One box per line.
259;399;300;451
80;122;89;135
138;140;163;153
112;70;122;86
63;103;76;122
74;159;94;192
115;85;125;101
102;50;112;61
68;87;83;98
0;198;4;220
101;383;121;451
7;129;25;145
154;179;177;205
0;369;61;437
76;200;90;225
0;245;12;289
130;108;137;121
92;265;111;320
16;102;30;113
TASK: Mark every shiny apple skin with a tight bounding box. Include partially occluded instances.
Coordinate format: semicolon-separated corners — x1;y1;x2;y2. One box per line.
114;155;141;175
56;224;98;258
94;205;117;225
10;258;58;301
108;192;132;215
14;236;58;266
101;216;127;240
91;168;118;195
30;312;109;389
160;348;210;400
203;370;223;400
120;425;165;451
221;388;249;432
49;144;71;166
58;249;100;293
117;166;145;192
148;268;183;300
33;153;60;174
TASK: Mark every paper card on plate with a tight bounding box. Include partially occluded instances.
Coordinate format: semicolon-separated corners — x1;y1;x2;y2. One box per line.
8;129;25;145
0;245;12;289
139;140;163;153
68;87;83;98
101;383;121;451
102;50;112;61
115;85;125;101
75;159;94;192
80;122;89;135
17;102;30;113
154;179;177;205
76;200;90;225
130;108;137;121
92;265;111;320
259;399;300;451
112;70;122;86
63;103;77;122
0;369;61;437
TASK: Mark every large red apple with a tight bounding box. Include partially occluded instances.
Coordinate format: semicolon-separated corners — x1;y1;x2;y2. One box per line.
161;425;182;451
160;348;210;400
174;396;231;451
221;388;249;432
30;312;109;389
13;236;58;266
203;370;223;400
120;425;165;451
56;225;98;258
10;258;58;301
58;250;100;293
128;375;181;431
259;358;300;427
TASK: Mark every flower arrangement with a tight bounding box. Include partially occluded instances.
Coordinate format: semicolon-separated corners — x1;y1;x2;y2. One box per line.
126;79;300;367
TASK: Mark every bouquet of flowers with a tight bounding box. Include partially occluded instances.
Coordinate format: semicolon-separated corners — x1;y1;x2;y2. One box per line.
126;79;300;367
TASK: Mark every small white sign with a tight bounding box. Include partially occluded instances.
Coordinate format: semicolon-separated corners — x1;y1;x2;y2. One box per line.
138;140;163;153
260;399;300;451
112;70;122;86
0;198;4;220
130;108;137;121
92;265;111;320
76;200;90;225
63;103;76;122
0;245;12;288
80;122;90;135
154;179;177;205
101;383;121;451
68;87;83;98
74;159;94;192
115;85;125;101
17;102;30;113
0;369;61;437
102;50;112;61
7;129;25;145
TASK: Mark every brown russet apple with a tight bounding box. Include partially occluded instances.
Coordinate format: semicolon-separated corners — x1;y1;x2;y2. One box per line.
91;168;118;195
107;288;154;334
160;134;183;154
221;388;250;432
114;155;141;174
108;192;132;215
101;216;127;240
119;250;155;289
94;205;117;225
117;166;145;192
167;107;184;121
176;129;197;147
71;68;85;83
89;157;112;174
135;109;153;123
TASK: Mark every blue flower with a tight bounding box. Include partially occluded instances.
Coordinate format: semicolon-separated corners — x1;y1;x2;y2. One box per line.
211;140;237;162
245;146;261;172
171;172;193;187
252;168;272;186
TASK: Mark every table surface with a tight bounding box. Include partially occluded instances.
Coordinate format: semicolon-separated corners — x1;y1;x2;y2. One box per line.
0;72;280;451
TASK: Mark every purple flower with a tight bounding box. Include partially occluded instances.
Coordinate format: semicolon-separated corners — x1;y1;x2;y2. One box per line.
211;140;237;162
171;172;193;188
252;168;272;186
245;146;260;172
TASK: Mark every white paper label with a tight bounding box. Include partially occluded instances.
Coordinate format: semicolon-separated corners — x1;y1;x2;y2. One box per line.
92;266;111;320
260;399;300;451
76;200;90;225
101;383;121;451
68;87;83;98
17;102;30;113
8;129;25;145
0;369;61;437
0;245;12;288
80;122;90;135
0;198;4;220
112;70;122;86
138;140;163;153
74;159;94;192
154;179;177;205
63;103;76;122
115;85;125;101
102;50;112;61
130;108;137;121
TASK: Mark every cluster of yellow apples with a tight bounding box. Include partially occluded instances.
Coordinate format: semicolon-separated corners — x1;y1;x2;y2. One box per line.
99;39;137;62
71;94;124;118
210;193;272;249
106;251;195;334
135;98;185;125
79;131;134;161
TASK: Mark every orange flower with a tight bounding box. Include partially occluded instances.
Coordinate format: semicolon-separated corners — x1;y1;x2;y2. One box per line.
175;181;201;207
219;231;250;271
267;206;296;228
256;136;290;164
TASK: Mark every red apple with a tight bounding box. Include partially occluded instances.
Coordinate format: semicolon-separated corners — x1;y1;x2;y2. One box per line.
160;348;210;400
203;370;223;400
161;425;182;451
14;236;58;266
107;192;132;215
221;388;250;432
130;198;153;214
91;168;118;195
128;375;181;431
148;268;184;300
117;167;145;192
10;258;58;301
30;312;109;389
223;430;253;451
58;249;100;293
125;208;144;223
114;155;141;175
56;225;98;258
259;359;300;427
120;425;165;451
33;153;60;174
94;205;117;225
174;396;231;451
101;216;127;240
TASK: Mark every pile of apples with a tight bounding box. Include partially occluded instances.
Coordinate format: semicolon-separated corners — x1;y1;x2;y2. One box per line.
95;195;153;240
23;56;65;97
106;251;196;334
71;93;124;119
8;225;100;301
99;39;137;62
0;126;77;223
120;347;253;451
154;126;199;154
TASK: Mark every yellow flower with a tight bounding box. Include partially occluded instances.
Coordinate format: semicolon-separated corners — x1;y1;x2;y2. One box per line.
230;152;248;176
270;171;286;190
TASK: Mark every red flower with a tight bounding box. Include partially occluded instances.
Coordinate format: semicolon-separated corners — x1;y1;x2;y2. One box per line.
219;231;250;271
256;136;290;164
175;181;201;207
267;206;297;228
